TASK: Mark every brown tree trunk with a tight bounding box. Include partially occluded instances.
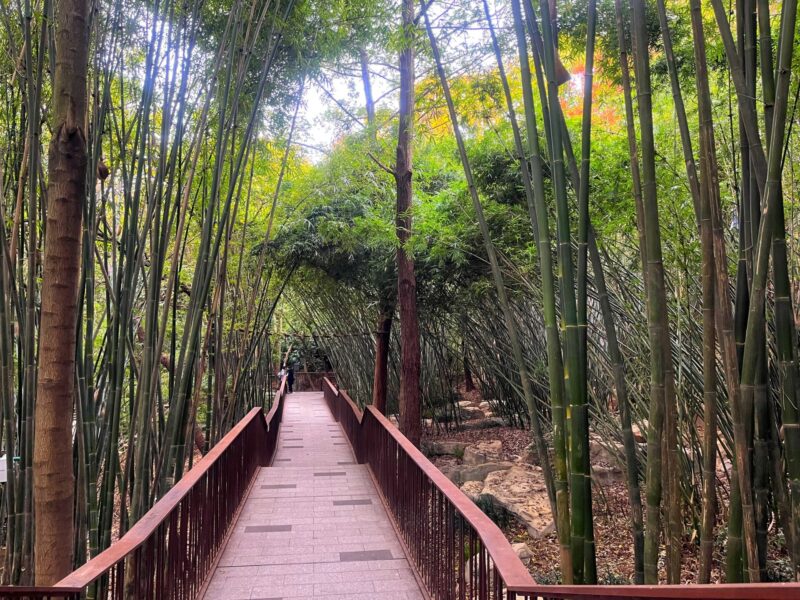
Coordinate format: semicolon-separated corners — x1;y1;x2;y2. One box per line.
33;0;89;583
372;306;393;414
463;351;475;392
360;48;375;129
394;0;421;447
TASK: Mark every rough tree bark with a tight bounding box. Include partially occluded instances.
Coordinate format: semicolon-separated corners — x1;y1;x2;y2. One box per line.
362;47;393;416
394;0;421;446
33;0;89;583
372;302;394;414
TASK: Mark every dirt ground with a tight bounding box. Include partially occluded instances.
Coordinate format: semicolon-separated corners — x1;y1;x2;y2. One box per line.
425;422;792;584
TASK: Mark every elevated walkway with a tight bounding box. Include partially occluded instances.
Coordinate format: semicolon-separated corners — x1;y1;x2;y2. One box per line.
201;392;424;599
2;377;797;599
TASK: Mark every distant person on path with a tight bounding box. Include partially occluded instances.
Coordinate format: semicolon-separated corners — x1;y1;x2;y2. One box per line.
287;364;295;393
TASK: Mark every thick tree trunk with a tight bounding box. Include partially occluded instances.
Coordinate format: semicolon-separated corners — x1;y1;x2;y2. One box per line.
33;0;89;583
394;0;421;447
372;307;393;414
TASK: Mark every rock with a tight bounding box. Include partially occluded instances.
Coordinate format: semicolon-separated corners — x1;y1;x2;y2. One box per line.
592;464;623;484
460;480;485;498
463;440;503;465
511;542;533;565
520;442;539;465
422;440;467;457
478;401;491;411
589;436;624;467
460;406;485;420
461;417;505;430
481;465;555;539
631;422;647;444
440;462;514;486
458;400;475;409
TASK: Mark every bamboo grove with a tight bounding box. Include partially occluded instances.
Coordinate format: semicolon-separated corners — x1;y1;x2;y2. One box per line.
1;0;800;590
0;0;368;584
273;0;800;587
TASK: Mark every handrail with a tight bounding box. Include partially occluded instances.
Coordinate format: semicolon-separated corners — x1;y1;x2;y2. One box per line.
510;582;800;599
57;407;268;588
0;378;288;600
322;376;800;600
363;402;534;590
323;376;533;598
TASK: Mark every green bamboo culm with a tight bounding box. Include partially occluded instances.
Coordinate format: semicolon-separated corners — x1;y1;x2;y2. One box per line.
575;0;598;582
421;0;562;562
628;0;680;583
494;0;574;581
536;0;593;583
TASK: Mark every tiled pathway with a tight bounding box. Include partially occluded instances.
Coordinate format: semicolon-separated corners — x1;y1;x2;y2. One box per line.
202;391;425;600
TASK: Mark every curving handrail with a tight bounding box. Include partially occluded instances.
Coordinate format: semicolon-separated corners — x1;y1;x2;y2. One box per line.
323;377;533;598
322;377;800;600
0;378;288;600
510;582;800;599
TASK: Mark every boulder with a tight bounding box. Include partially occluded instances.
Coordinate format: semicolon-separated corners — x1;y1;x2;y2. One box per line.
440;461;514;486
631;422;647;444
512;542;533;565
460;406;485;420
463;440;503;465
460;480;485;498
458;400;475;409
592;464;623;484
462;417;505;430
481;465;554;539
478;401;492;411
422;440;467;457
589;436;624;467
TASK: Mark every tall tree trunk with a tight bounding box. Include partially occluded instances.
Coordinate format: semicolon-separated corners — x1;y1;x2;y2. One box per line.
395;0;421;447
372;302;393;414
462;340;475;392
360;48;375;130
33;0;89;583
363;46;391;415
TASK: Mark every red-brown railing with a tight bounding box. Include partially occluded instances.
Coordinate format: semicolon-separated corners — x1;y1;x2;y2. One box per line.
323;377;534;598
0;379;288;600
322;377;800;600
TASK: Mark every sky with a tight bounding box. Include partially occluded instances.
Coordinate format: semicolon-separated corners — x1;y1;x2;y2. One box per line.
290;0;495;162
294;70;394;162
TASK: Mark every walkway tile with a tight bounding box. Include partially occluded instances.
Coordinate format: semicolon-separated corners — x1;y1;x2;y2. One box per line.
202;391;425;599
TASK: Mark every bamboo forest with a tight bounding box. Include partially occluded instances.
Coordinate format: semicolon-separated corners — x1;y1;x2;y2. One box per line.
0;0;800;596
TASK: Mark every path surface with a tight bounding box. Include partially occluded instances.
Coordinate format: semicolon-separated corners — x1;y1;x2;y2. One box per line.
202;391;425;600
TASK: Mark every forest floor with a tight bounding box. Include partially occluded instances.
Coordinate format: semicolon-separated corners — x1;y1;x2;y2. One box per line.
422;393;792;584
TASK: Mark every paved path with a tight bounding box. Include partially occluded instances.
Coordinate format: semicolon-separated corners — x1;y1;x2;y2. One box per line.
202;391;425;600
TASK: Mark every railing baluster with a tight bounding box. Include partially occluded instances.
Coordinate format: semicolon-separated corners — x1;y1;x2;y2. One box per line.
6;376;799;600
0;381;288;600
317;377;800;600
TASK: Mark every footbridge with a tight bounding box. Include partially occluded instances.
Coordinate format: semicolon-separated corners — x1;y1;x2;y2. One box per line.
2;378;798;599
